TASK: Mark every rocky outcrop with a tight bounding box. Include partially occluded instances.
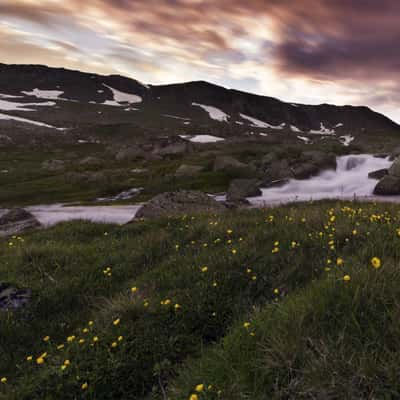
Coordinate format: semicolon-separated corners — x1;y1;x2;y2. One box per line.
226;179;261;202
134;190;225;219
368;169;388;180
0;208;41;237
0;283;31;311
175;164;205;177
300;151;337;170
213;156;252;173
374;158;400;195
291;163;320;180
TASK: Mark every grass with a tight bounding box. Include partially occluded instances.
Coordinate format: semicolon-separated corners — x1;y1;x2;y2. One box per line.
1;201;400;399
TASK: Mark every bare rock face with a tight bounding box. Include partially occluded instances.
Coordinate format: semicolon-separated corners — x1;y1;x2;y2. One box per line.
0;283;31;311
135;190;225;219
373;175;400;195
368;169;388;180
0;208;41;237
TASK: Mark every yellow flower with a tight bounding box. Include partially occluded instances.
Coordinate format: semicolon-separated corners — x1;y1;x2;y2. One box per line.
231;249;237;255
212;281;218;287
61;365;67;371
131;287;138;293
88;321;94;326
1;377;7;384
83;328;89;334
201;266;208;273
343;275;351;282
64;359;70;366
113;318;120;326
111;342;118;348
82;382;88;390
352;229;357;235
118;336;123;342
273;288;279;295
243;322;251;329
336;257;344;266
26;355;33;361
174;303;181;310
67;335;76;342
57;344;65;350
227;229;233;234
43;335;50;342
371;257;381;269
79;339;85;345
195;383;204;392
36;357;45;365
189;395;198;400
92;336;99;343
251;275;257;281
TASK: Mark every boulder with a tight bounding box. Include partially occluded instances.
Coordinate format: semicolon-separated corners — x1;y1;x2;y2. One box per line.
266;159;293;180
390;146;400;161
368;169;388;180
175;164;205;177
213;156;250;173
115;147;145;161
301;151;336;169
153;141;193;157
389;157;400;177
0;208;41;237
227;179;262;202
291;162;320;180
261;152;280;166
41;159;65;171
135;190;225;219
373;175;400;195
0;283;31;311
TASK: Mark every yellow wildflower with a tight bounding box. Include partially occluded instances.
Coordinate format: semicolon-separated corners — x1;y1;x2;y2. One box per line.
195;384;204;392
371;257;382;269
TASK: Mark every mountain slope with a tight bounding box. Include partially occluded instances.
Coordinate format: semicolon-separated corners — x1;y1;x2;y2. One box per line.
0;63;399;146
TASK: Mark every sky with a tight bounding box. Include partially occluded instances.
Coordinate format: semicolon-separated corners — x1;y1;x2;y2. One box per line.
1;0;400;122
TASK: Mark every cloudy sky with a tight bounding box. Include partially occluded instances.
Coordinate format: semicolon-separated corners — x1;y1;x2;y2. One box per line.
1;0;400;121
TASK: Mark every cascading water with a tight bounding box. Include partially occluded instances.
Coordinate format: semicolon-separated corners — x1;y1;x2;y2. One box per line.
250;154;392;206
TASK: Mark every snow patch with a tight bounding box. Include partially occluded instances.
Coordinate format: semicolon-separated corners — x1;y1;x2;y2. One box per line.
335;123;344;128
290;125;302;133
163;114;191;121
340;135;354;146
192;103;229;122
0;93;23;99
0;99;56;112
297;136;311;143
0;112;65;130
240;113;285;129
181;134;225;143
102;84;142;106
309;122;335;135
22;88;64;100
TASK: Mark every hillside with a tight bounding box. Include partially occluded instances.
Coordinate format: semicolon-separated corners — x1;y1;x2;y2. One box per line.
1;201;400;399
0;63;399;147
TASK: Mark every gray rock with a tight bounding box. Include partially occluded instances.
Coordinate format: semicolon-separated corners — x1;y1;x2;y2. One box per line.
42;159;65;171
266;159;293;180
373;175;400;195
291;162;320;180
135;190;225;219
0;208;41;237
153;141;193;157
390;146;400;160
79;156;103;166
175;164;205;177
227;179;262;201
368;169;388;180
389;157;400;177
213;156;250;172
261;152;279;166
0;283;31;311
115;147;145;161
301;151;336;169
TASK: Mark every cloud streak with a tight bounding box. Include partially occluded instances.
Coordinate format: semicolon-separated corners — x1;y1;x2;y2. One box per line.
1;0;400;121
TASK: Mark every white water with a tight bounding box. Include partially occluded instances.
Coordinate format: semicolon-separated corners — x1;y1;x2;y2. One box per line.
250;154;392;206
26;204;141;226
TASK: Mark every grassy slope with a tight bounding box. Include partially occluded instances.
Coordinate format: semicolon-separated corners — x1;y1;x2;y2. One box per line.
1;201;400;399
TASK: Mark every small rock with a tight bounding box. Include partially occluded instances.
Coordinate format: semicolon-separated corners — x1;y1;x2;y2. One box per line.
0;208;41;237
389;157;400;177
368;169;388;180
0;283;31;311
41;159;65;171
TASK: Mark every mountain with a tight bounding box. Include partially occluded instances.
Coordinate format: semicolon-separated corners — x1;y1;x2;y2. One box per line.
0;63;399;146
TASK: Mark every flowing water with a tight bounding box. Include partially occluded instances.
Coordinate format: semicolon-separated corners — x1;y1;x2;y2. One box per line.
250;154;392;206
3;154;395;227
